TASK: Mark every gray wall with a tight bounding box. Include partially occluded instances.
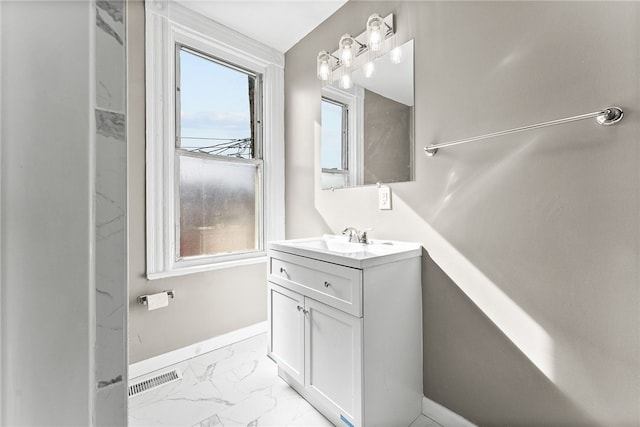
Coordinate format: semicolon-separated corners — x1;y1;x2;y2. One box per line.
128;1;267;364
1;2;92;422
285;1;639;425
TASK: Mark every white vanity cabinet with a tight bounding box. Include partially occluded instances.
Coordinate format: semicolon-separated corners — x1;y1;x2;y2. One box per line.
267;237;423;427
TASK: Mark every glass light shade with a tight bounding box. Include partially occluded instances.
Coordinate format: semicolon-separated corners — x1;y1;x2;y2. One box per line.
367;14;384;52
317;50;331;81
339;72;352;89
363;61;375;78
390;46;402;64
339;34;355;68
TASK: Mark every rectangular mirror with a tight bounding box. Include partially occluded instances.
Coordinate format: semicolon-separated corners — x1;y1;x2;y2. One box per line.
321;39;414;189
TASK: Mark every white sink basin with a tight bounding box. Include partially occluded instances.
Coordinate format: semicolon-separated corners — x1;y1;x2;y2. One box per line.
291;236;393;255
268;235;422;268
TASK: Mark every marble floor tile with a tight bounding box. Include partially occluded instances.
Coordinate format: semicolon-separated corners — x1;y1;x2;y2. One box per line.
216;380;333;427
192;413;224;427
409;414;443;427
129;380;229;427
128;361;197;410
128;334;328;427
129;332;440;427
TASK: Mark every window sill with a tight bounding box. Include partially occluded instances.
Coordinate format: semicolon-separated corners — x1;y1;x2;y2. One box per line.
147;255;268;280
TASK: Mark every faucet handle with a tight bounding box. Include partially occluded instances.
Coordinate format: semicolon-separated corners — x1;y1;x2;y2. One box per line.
359;228;372;244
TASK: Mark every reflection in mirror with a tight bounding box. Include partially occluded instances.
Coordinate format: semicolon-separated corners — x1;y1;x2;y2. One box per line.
321;39;414;189
321;98;349;189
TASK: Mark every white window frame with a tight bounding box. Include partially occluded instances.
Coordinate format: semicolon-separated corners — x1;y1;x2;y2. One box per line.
145;1;284;279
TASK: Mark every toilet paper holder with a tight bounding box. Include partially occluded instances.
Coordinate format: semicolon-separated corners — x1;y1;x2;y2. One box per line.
137;290;175;305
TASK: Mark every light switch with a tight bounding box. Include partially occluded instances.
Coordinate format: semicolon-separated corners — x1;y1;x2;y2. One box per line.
378;186;392;210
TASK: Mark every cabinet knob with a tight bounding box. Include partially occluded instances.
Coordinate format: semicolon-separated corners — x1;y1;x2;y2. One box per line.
324;281;331;288
297;305;303;311
279;267;288;276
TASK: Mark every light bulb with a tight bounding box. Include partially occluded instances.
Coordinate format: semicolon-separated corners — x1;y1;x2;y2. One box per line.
318;62;330;81
363;61;375;78
317;51;331;81
339;73;352;89
367;14;384;52
339;34;355;68
390;46;402;64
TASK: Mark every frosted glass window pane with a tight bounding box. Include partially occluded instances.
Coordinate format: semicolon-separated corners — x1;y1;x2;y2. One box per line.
321;98;346;170
179;155;259;258
179;48;257;159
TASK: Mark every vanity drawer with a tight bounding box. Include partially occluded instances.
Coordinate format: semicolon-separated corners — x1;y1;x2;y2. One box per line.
269;251;362;317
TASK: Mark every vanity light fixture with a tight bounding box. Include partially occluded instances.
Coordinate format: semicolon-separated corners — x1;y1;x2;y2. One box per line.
316;13;395;85
339;72;353;89
366;13;385;52
390;46;403;64
339;34;355;68
317;50;332;81
363;60;376;78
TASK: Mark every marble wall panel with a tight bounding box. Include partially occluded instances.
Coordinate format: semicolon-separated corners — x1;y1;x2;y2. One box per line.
94;0;127;425
96;0;125;112
95;110;126;386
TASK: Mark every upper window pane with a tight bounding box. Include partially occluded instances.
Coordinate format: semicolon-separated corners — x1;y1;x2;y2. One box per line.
178;47;258;159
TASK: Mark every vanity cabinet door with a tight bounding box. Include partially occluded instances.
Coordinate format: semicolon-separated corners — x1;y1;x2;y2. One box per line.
305;297;362;427
268;282;305;385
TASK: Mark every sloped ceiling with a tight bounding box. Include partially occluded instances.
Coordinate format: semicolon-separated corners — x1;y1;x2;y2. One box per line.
176;0;348;52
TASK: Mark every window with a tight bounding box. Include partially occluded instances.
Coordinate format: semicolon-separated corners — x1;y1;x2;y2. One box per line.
321;97;349;189
176;47;262;260
320;86;364;189
146;3;284;278
321;98;348;170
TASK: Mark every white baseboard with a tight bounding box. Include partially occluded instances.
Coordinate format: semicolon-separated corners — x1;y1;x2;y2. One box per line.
423;396;476;427
128;321;268;380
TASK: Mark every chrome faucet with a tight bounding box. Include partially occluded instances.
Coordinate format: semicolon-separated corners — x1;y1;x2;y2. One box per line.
342;227;369;244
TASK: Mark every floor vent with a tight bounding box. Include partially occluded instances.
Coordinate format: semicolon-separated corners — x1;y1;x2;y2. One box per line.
128;369;183;398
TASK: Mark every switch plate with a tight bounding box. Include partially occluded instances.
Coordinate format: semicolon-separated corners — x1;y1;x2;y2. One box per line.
378;186;392;210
